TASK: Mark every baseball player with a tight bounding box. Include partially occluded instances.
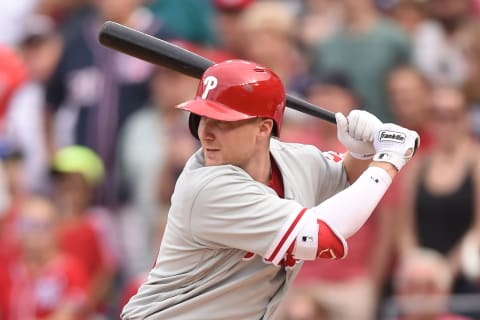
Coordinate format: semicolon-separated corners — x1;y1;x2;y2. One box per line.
121;60;419;320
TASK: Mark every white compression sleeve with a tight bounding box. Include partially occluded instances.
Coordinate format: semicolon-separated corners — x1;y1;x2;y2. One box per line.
311;166;392;239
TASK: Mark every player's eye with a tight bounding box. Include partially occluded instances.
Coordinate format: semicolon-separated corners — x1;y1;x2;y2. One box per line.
216;120;233;130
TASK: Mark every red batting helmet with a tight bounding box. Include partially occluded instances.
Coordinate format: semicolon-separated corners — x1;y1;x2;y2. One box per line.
176;59;286;139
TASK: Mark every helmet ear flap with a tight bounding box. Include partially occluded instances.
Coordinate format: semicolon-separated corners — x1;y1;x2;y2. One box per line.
271;122;279;137
188;113;201;139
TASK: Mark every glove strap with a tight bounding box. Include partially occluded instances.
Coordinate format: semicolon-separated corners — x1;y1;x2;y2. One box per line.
372;151;405;171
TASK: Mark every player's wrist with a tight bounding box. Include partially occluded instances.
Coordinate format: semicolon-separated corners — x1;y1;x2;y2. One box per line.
369;161;398;178
350;151;374;160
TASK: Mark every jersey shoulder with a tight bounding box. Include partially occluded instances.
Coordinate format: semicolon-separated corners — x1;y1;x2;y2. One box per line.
269;138;337;171
173;149;269;206
270;138;324;158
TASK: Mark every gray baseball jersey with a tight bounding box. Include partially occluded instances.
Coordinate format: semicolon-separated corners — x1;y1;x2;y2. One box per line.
121;138;348;320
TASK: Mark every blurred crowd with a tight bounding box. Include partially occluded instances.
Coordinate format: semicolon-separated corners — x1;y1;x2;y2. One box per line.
0;0;480;319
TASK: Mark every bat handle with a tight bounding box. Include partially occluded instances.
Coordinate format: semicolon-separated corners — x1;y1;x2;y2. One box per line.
286;94;337;124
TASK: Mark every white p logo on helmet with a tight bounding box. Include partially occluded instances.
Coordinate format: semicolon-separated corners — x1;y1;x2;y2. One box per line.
202;76;218;99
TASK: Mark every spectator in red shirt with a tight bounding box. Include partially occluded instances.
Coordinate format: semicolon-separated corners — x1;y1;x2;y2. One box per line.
50;145;119;316
0;195;89;320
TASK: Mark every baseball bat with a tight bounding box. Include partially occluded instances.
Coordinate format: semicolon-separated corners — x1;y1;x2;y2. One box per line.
98;21;337;124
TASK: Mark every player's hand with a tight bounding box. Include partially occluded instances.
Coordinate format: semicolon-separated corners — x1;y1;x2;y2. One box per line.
372;123;420;170
335;110;382;159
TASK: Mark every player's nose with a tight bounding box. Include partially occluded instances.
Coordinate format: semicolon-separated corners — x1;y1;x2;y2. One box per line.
198;116;215;141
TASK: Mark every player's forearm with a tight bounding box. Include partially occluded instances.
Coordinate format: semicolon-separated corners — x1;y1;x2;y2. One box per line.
342;152;373;183
312;166;393;239
370;161;398;178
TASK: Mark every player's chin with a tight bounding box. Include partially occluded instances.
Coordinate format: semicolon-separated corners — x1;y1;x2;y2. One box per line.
203;151;224;166
204;160;225;167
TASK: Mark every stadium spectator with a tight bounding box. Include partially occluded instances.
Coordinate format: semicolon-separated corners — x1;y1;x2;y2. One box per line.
386;248;470;320
311;0;410;122
4;15;62;193
50;145;119;317
43;0;175;206
0;195;89;320
386;65;435;151
457;22;480;138
281;72;358;151
0;0;38;46
296;0;344;49
147;0;217;45
397;85;480;300
211;0;254;58
398;0;476;85
118;61;198;277
239;0;305;85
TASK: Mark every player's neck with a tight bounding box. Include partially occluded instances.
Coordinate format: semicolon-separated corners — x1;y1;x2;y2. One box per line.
242;151;272;185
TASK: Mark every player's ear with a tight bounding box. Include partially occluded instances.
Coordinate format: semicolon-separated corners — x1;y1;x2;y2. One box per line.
257;118;274;138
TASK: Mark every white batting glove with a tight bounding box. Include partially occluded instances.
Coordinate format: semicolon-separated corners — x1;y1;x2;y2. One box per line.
372;123;420;171
335;110;382;159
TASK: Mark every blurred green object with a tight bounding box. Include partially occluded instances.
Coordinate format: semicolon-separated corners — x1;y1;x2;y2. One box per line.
51;145;104;186
147;0;217;45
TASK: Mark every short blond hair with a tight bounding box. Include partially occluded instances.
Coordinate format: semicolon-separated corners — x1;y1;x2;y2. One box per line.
239;1;296;38
394;248;453;293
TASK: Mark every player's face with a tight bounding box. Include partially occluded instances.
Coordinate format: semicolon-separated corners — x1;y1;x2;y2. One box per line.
198;116;268;167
